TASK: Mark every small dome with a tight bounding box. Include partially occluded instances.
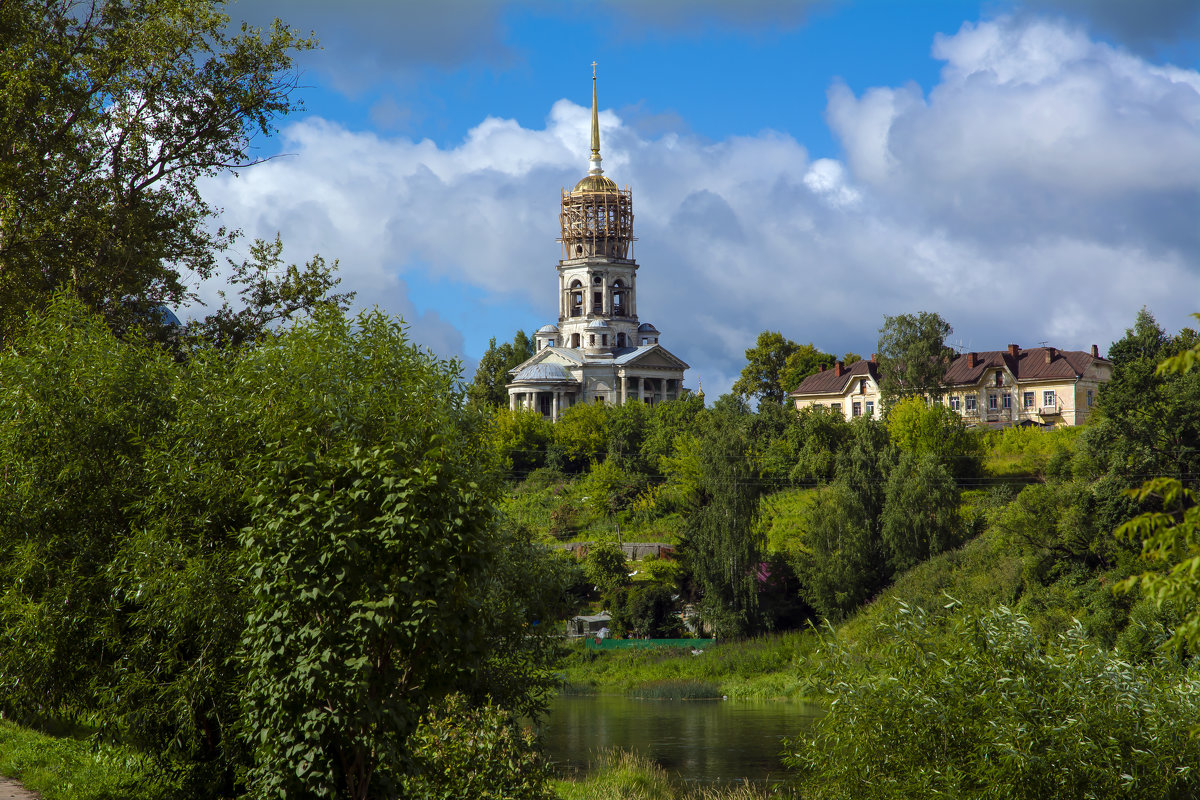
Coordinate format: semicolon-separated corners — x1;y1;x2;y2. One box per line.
536;323;560;334
512;363;573;383
573;173;619;193
585;319;611;331
637;322;659;333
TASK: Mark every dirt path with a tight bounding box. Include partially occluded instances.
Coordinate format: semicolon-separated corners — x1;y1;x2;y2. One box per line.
0;777;37;799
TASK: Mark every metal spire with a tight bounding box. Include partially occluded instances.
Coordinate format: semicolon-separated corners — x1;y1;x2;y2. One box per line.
589;61;603;175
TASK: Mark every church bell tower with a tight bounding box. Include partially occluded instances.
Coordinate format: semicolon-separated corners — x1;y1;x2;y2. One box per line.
556;65;639;354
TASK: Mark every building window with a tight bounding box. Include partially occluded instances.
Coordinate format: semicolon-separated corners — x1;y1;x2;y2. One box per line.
617;332;625;347
1003;393;1012;410
601;334;608;346
852;402;862;417
1087;389;1094;407
1023;391;1035;409
950;395;961;411
965;395;977;412
588;334;595;346
865;400;874;418
571;333;580;348
594;395;604;403
1043;390;1056;408
831;402;842;416
995;370;1003;386
988;393;998;410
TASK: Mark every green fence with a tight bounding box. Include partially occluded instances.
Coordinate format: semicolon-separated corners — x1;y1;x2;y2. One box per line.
584;638;714;650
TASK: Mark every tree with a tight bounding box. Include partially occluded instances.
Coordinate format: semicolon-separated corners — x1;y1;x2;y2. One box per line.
585;542;630;604
680;409;765;637
491;407;554;475
880;452;963;572
732;331;801;405
885;395;983;482
779;344;836;394
875;312;954;405
467;330;534;408
0;0;314;340
185;235;354;348
1117;313;1200;653
553;400;609;472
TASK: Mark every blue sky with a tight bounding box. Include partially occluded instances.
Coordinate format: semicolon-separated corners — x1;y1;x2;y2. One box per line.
201;0;1200;396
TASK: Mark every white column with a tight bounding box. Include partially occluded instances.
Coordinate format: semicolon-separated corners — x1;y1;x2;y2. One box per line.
552;391;560;421
621;374;627;404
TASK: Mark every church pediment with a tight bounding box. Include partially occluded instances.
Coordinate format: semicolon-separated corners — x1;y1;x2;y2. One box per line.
614;345;690;371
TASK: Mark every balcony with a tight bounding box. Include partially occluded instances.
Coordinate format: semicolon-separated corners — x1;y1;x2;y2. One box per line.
1040;404;1060;415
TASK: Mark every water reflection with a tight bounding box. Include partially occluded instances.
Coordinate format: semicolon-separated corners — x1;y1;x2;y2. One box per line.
541;694;820;785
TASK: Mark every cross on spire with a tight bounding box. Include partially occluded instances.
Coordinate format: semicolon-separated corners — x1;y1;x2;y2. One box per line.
591;60;597;78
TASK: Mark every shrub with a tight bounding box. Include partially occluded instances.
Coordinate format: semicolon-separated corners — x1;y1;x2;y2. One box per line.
400;694;555;800
787;604;1200;800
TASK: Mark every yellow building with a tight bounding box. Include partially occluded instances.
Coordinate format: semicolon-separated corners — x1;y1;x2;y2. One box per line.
941;344;1111;427
789;344;1112;427
789;358;883;420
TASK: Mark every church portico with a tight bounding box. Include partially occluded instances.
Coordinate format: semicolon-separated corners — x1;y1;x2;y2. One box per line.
506;68;688;416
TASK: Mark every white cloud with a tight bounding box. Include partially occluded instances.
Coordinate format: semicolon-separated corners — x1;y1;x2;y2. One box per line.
201;16;1200;398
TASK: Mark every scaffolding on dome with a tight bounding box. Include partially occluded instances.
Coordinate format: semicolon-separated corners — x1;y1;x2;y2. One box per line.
558;185;635;260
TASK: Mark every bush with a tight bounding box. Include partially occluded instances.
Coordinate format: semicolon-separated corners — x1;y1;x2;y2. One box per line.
400;694;555;800
787;604;1200;800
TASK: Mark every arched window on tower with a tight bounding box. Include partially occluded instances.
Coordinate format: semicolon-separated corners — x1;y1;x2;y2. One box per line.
571;332;580;348
570;280;583;318
617;332;626;347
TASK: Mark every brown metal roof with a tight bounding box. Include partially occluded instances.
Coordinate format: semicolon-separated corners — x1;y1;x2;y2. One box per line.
790;359;878;396
790;346;1109;397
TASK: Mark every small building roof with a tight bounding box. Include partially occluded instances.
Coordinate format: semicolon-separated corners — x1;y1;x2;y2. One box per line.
511;362;575;383
585;319;611;330
637;322;659;333
791;359;877;396
536;323;560;334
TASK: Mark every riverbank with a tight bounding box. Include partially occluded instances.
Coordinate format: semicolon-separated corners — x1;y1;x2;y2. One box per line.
554;750;789;800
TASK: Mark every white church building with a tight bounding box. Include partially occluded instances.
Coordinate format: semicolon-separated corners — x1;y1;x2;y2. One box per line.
507;74;689;419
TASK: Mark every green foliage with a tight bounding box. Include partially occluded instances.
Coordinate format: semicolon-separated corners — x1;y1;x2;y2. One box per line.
579;459;648;517
880;452;963;572
607;400;652;473
885;395;982;481
997;482;1113;575
554;401;610;472
875;311;954;405
491;407;554;474
400;695;555;800
787;605;1200;800
467;330;534;408
0;0;314;340
680;411;765;638
187;234;354;348
787;406;851;485
586;543;631;603
639;395;706;470
617;586;683;639
731;330;800;405
237;311;501;800
982;424;1082;479
790;483;888;621
779;343;836;394
1113;314;1200;655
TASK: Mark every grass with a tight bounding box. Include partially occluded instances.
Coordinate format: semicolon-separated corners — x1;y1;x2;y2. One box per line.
0;719;172;800
561;631;819;701
554;750;791;800
628;681;722;700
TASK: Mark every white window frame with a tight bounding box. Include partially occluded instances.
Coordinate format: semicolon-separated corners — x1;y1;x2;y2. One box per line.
1043;390;1056;408
965;395;977;412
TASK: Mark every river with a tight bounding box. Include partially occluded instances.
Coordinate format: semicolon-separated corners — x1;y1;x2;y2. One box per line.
540;694;821;785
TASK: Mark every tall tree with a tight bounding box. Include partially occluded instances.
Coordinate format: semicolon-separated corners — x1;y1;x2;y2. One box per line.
467;330;534;408
780;343;836;393
681;408;765;637
0;0;314;340
875;311;954;405
733;331;801;405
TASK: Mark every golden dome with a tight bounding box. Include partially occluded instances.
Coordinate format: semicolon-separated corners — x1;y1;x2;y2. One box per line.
573;173;619;193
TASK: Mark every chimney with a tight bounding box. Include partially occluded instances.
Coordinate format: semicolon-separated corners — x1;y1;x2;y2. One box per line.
966;352;977;368
1008;344;1020;357
834;360;844;377
1091;344;1099;357
1045;347;1056;364
818;364;825;372
870;353;878;363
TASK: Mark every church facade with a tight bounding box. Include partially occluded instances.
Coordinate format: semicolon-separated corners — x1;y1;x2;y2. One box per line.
507;74;688;419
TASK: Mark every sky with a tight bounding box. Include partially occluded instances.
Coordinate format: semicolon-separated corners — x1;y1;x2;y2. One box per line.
196;0;1200;398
